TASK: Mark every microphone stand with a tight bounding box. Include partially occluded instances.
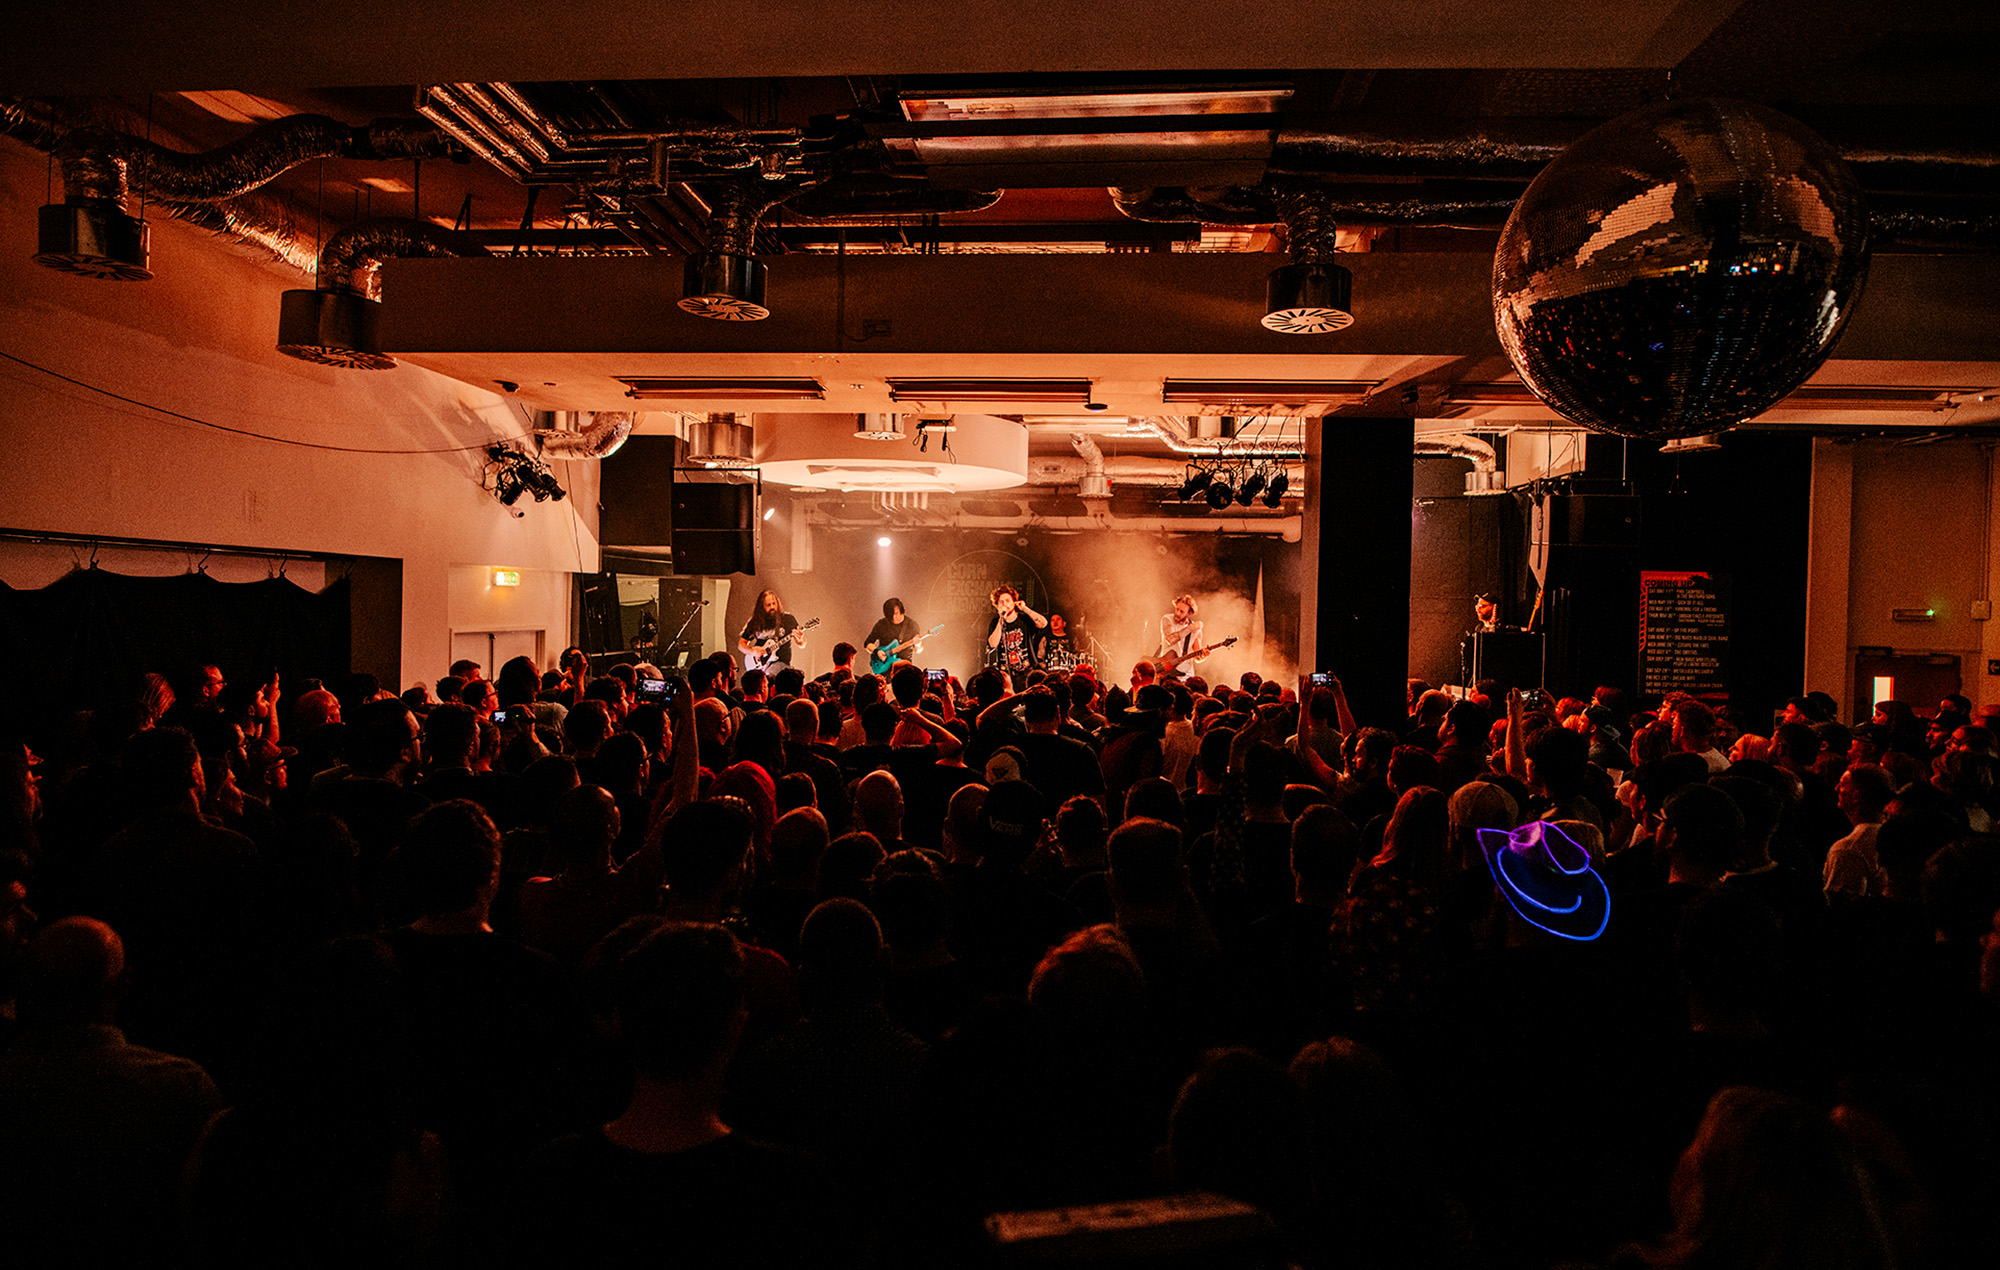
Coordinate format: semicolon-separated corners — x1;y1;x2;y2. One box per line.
667;600;707;666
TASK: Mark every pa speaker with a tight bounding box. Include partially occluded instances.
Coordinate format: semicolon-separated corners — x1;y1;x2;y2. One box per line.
671;482;756;576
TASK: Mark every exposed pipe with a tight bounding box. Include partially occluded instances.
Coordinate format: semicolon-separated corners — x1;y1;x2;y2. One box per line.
1027;454;1308;488
1138;417;1305;458
1413;435;1498;472
47;114;459;206
535;410;635;460
1069;433;1111;500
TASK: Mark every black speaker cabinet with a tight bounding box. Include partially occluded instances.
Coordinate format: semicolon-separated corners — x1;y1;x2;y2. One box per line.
670;482;755;576
1464;630;1545;691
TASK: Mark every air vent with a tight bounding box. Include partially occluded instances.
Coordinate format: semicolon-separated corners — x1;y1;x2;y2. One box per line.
620;377;823;400
888;378;1094;403
1162;380;1375;406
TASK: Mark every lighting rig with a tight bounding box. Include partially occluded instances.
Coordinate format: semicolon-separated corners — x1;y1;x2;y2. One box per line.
486;445;568;512
1176;455;1293;510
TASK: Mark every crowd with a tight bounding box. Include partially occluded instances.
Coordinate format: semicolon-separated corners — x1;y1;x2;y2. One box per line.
1;648;1997;1268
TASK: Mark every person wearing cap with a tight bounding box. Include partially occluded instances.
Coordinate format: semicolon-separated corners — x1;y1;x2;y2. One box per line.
1583;704;1631;774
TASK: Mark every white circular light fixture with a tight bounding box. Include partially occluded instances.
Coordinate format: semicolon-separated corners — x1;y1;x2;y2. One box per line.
756;413;1028;493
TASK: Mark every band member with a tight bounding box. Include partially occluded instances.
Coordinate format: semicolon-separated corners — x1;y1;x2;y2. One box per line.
986;584;1048;676
1158;594;1204;663
864;597;923;668
737;588;805;668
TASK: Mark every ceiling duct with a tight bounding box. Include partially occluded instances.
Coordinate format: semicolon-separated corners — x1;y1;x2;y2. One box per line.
680;181;797;320
1070;433;1112;500
535;410;635;460
1265;185;1353;334
25;110;457;280
277;218;488;368
686;412;755;465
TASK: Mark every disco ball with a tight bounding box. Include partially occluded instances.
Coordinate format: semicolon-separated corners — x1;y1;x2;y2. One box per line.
1493;98;1870;440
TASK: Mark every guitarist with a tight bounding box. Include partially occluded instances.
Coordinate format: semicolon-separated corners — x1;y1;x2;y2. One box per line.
1158;594;1205;667
864;598;924;672
737;588;806;671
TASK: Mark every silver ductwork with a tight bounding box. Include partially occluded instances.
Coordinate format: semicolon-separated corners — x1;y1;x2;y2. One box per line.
1413;435;1498;472
1027;454;1308;490
535;411;635;460
1069;434;1111;500
48;115;459;207
315;218;488;300
277;218;489;367
1139;417;1304;458
685;412;755;465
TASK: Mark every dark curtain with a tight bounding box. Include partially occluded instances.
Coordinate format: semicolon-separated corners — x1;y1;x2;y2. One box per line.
0;567;351;722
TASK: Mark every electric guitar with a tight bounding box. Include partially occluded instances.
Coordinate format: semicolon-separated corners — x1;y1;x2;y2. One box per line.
1157;636;1236;676
869;624;944;675
741;617;820;673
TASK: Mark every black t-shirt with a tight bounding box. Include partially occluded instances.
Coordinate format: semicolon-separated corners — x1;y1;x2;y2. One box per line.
741;611;801;666
990;612;1041;675
865;616;921;660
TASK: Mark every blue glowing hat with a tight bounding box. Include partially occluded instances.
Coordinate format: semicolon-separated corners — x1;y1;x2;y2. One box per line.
1476;820;1611;941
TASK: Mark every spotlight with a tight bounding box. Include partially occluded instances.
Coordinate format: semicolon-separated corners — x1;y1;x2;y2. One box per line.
877;536;892;547
1180;469;1213;501
763;507;776;521
1206;482;1234;510
1234;482;1256;507
1239;472;1267;501
1261;485;1284;509
1268;471;1290;499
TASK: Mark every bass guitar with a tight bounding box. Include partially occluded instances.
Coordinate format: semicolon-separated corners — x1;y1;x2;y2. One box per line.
869;624;944;676
742;617;820;673
1157;636;1236;676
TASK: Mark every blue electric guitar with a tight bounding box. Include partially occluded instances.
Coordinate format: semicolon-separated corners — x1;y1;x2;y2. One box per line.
869;624;944;675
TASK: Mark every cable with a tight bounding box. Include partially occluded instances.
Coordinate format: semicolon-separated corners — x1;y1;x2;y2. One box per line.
0;350;536;455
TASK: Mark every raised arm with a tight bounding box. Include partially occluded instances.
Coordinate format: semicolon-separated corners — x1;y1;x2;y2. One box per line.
899;705;964;760
1016;601;1049;629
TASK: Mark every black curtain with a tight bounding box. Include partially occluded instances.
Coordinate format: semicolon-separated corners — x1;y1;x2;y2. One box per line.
0;567;351;722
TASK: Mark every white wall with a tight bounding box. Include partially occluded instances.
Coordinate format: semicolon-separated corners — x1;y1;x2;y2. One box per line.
1805;436;1999;711
0;136;598;686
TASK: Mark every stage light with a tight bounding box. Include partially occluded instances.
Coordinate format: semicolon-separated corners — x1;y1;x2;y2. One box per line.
1260;486;1283;509
1206;482;1234;510
1268;471;1290;499
877;536;892;546
763;507;776;521
1240;472;1267;501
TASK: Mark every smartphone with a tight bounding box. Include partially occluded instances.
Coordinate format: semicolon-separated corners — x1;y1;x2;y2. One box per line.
925;667;949;690
637;676;669;702
490;708;511;725
1308;671;1334;688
